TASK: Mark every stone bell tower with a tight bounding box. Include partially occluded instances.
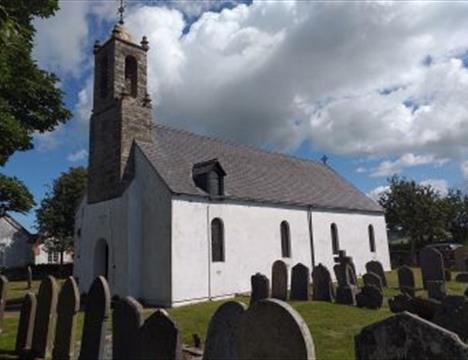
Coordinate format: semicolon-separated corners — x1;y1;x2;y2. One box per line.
87;23;153;204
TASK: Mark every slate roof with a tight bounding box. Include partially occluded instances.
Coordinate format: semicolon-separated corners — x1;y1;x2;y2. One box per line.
137;124;383;213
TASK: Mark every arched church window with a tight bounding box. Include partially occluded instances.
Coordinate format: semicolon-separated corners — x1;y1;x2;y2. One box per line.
280;221;291;258
100;55;108;99
211;218;225;262
368;224;376;252
125;56;138;97
331;223;339;255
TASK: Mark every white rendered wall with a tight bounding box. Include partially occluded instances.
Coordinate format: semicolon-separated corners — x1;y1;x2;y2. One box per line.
34;244;73;265
0;218;33;268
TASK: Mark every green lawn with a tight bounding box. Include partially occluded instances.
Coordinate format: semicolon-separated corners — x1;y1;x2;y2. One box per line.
0;269;465;359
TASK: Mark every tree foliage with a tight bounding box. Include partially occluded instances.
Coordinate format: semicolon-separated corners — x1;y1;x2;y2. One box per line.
36;167;87;263
0;174;35;214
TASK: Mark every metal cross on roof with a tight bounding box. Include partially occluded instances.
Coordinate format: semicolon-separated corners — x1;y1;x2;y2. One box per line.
118;0;127;25
321;154;329;165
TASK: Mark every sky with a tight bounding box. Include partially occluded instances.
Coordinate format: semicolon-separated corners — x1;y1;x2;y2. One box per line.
3;0;468;232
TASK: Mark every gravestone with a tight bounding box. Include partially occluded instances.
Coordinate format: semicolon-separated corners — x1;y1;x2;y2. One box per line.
334;250;357;285
398;265;415;296
363;272;383;291
79;276;111;360
356;285;383;310
456;273;468;283
250;273;270;305
312;263;334;302
355;312;468;359
15;292;37;355
433;295;468;342
27;266;32;289
203;301;247;360
140;309;182;360
52;277;80;360
271;260;288;301
454;246;468;271
236;299;315;359
427;280;447;301
420;247;445;289
389;293;440;320
0;275;8;334
446;269;452;282
334;263;358;305
290;263;310;301
113;296;144;360
365;261;387;287
31;276;58;359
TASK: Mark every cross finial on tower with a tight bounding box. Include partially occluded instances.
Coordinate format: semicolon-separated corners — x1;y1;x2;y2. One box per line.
118;0;127;25
321;154;329;165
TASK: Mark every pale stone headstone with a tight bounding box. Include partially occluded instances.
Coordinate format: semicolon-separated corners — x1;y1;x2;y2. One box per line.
398;265;415;296
363;272;383;291
236;299;315;360
433;295;468;342
271;260;288;301
0;275;8;334
427;280;447;301
113;296;144;360
355;312;468;359
365;260;387;287
140;309;182;360
15;292;37;355
52;277;80;360
27;266;32;290
420;247;445;289
203;301;247;360
250;273;270;305
334;263;358;305
31;276;58;359
454;246;468;271
356;285;383;310
78;276;111;360
311;263;334;302
290;263;310;301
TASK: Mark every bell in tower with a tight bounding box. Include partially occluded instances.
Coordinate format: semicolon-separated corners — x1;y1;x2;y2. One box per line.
87;21;153;204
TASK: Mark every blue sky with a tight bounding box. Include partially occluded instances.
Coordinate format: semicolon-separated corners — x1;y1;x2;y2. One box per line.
3;0;468;232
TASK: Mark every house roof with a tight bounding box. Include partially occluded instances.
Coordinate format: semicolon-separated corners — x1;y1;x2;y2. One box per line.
137;124;383;213
1;214;32;237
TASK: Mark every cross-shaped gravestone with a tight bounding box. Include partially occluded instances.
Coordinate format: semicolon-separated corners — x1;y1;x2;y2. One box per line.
15;292;37;356
113;296;144;360
334;250;357;285
334;263;358;305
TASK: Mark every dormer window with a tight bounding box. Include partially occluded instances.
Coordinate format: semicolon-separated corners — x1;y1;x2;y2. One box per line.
193;159;226;197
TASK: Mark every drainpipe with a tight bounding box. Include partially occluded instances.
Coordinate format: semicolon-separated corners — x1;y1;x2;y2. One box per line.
206;204;211;299
308;206;315;269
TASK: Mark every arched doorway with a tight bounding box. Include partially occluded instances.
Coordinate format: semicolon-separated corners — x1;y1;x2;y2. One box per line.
94;238;109;279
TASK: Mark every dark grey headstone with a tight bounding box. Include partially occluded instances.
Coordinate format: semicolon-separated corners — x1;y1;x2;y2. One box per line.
271;260;288;301
427;280;447;301
250;273;270;305
290;263;310;301
312;263;334;302
389;294;440;320
334;263;358;305
113;296;144;360
31;276;58;359
203;301;247;360
433;295;468;342
52;277;80;360
236;299;315;359
365;261;387;287
420;247;445;289
398;265;415;296
79;276;111;360
140;309;182;360
456;273;468;283
334;250;357;285
356;285;383;310
0;275;8;334
15;292;37;355
363;272;383;291
355;312;468;359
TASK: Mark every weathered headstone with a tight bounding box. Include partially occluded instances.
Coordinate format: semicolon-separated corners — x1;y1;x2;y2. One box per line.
433;295;468;342
334;250;357;285
140;309;183;360
271;260;288;301
456;273;468;283
113;296;144;360
420;247;445;289
15;292;37;355
79;276;111;360
0;275;8;334
365;261;387;287
398;265;415;296
454;246;468;271
52;277;80;360
250;273;270;305
355;312;468;359
312;263;334;302
363;272;383;291
236;299;315;359
334;263;358;305
356;285;383;310
31;276;58;359
203;301;247;360
445;269;452;282
389;294;440;320
427;280;447;301
27;266;32;289
290;263;310;301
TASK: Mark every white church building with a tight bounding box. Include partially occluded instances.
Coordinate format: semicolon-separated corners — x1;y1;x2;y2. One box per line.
74;22;390;307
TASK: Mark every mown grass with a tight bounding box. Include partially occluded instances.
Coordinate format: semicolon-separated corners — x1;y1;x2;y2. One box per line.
0;269;466;359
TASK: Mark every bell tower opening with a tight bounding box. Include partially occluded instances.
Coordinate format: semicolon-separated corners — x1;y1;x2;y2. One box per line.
125;56;138;97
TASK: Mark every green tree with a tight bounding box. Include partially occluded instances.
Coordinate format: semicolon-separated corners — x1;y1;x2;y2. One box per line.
0;1;71;214
36;167;87;265
441;190;468;244
0;174;35;214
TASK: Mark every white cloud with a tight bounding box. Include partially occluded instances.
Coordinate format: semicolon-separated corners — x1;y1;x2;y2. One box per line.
370;153;447;177
461;161;468;180
67;149;88;162
34;125;65;152
420;178;449;196
367;185;390;202
356;167;367;174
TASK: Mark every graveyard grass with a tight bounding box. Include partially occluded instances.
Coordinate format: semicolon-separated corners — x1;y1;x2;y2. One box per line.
0;268;466;359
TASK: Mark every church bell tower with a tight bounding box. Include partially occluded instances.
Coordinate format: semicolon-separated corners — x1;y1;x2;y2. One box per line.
87;23;153;204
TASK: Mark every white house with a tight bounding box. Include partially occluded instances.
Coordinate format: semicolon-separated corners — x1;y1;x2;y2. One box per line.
74;22;390;307
0;214;34;268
